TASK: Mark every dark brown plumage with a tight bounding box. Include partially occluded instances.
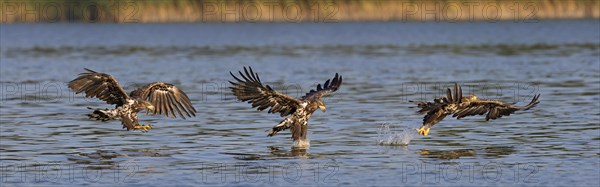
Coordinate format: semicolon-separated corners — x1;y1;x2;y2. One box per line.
229;66;342;148
69;68;196;131
413;83;540;136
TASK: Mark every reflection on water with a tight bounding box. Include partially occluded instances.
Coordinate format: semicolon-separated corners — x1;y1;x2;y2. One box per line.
419;149;477;160
0;21;599;186
483;146;517;157
264;147;310;159
418;146;517;160
225;147;312;161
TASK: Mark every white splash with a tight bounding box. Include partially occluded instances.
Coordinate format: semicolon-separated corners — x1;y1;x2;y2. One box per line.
377;123;415;146
292;139;310;149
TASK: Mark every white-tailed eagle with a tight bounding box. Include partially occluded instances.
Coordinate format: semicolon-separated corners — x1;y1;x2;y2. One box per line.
413;83;540;136
229;67;342;148
68;68;196;132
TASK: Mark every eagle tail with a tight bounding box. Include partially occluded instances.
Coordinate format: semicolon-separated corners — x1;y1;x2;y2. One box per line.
521;94;540;110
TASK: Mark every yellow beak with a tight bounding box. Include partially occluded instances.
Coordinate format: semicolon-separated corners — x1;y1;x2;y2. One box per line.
147;105;155;111
319;105;326;112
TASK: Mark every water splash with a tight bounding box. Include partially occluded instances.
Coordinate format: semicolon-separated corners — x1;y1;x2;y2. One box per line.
292;139;310;149
377;123;416;146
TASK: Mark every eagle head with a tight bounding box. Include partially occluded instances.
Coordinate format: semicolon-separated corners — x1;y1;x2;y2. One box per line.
462;95;478;102
134;100;155;112
144;102;155;112
317;100;326;112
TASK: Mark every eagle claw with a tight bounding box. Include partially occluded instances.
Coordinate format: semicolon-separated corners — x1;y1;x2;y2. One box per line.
416;126;430;136
134;124;153;132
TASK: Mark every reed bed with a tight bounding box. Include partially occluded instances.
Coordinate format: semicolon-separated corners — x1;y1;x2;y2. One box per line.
0;0;598;23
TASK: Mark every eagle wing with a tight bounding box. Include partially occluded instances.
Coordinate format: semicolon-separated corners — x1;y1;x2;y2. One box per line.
413;98;445;114
68;68;129;106
300;73;343;101
130;82;197;119
453;94;540;121
423;107;450;126
230;67;302;117
416;83;462;126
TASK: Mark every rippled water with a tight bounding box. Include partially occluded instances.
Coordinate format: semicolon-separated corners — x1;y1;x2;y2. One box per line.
1;21;599;186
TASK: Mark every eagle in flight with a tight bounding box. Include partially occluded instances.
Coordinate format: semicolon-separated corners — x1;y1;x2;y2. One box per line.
413;83;540;136
68;68;196;132
229;67;342;148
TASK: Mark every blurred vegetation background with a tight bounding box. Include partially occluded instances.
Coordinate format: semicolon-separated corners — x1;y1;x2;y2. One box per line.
0;0;598;23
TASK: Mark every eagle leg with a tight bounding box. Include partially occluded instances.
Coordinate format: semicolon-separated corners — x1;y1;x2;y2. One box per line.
133;124;153;132
87;108;116;121
267;125;287;137
268;118;292;137
416;126;431;136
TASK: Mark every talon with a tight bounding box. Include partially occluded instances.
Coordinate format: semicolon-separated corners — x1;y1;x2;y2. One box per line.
134;125;153;132
416;126;431;136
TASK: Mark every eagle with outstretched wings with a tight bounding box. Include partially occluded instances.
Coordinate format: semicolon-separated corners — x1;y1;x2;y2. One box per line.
412;83;540;136
229;67;342;148
68;68;196;132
